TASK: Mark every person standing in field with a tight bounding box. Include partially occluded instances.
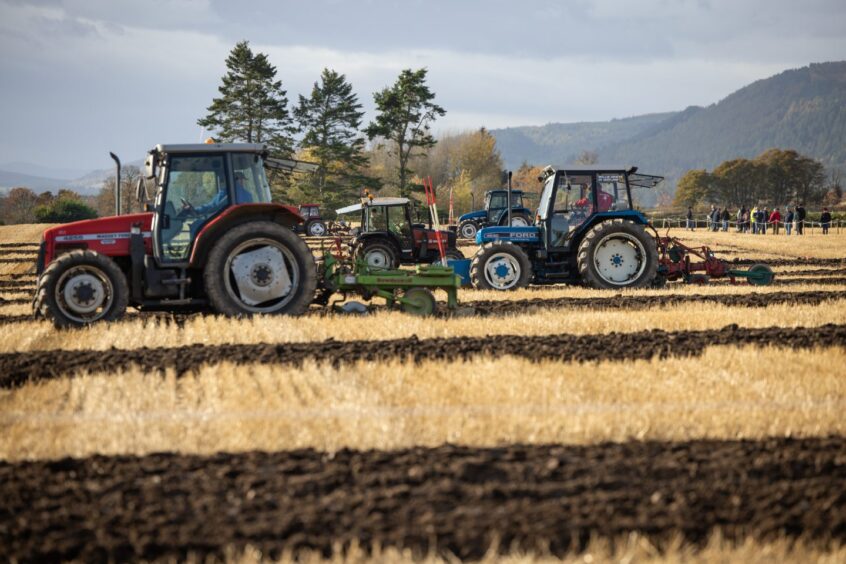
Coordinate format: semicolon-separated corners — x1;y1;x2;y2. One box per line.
721;207;730;231
769;208;781;235
750;206;758;234
796;203;806;235
761;208;769;235
686;207;694;231
736;207;744;232
821;207;832;235
785;207;794;235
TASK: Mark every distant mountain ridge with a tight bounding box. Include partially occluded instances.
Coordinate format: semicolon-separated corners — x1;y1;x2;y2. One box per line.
491;61;846;192
0;158;144;196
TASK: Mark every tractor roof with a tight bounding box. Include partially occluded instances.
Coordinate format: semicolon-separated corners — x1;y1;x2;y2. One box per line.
335;197;409;215
555;165;637;174
154;143;266;154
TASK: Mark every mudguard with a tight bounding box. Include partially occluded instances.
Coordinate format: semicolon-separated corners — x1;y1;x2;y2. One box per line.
189;203;304;267
458;210;487;223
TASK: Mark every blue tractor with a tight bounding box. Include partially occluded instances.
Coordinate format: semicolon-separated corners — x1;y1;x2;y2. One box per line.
470;165;664;290
457;189;534;239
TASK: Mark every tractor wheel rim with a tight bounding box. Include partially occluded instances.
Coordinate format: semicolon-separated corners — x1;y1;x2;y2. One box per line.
461;224;477;238
593;233;647;285
224;238;299;313
309;223;325;236
510;217;529;227
55;266;113;323
484;252;521;290
365;248;391;268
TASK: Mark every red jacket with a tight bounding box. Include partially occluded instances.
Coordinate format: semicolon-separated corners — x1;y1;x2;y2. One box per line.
769;210;781;223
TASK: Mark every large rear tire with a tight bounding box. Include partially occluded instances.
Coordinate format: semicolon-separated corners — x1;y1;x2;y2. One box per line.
458;220;479;240
499;212;531;227
577;219;658;289
470;241;532;291
354;238;400;270
204;221;317;316
306;220;327;237
33;250;129;328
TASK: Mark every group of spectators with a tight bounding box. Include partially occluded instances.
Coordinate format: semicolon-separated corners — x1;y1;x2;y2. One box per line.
686;205;834;235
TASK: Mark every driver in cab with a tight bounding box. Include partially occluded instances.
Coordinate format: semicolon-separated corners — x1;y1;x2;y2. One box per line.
575;183;613;213
181;171;253;217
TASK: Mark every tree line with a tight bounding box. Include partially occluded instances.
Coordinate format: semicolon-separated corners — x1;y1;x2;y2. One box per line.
673;148;841;209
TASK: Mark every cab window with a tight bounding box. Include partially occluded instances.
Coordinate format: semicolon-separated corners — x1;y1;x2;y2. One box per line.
549;174;591;247
231;153;272;203
597;173;628;211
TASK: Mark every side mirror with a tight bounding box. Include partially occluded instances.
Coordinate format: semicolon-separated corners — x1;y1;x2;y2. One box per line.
144;153;157;179
135;177;148;204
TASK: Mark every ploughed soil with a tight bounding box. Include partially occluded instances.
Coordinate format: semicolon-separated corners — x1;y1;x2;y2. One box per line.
2;437;845;561
465;289;846;315
2;323;845;389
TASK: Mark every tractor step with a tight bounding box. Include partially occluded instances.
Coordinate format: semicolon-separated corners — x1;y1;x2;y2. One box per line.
162;277;191;285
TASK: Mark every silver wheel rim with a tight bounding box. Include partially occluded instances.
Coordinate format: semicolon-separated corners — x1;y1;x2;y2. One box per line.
593;232;647;286
483;252;521;290
461;223;477;238
510;217;529;227
224;238;300;313
364;248;391;269
55;265;114;323
308;222;325;236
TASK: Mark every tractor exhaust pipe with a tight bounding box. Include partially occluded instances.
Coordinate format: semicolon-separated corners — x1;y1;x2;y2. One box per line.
506;170;513;227
109;152;121;216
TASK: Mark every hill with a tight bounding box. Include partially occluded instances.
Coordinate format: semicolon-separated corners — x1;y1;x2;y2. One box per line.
492;112;677;169
492;62;846;194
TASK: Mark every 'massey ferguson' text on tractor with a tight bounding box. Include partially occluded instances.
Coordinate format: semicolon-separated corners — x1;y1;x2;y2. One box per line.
34;143;319;327
470;165;663;291
336;196;464;270
457;188;533;239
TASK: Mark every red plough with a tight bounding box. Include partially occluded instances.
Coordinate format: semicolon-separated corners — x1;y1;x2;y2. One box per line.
656;237;775;286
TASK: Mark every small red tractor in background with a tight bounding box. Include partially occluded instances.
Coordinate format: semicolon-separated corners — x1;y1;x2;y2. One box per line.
34;143;320;327
655;236;774;286
296;204;328;237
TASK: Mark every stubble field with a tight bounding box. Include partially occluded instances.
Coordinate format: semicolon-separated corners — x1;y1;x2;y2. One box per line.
1;223;845;562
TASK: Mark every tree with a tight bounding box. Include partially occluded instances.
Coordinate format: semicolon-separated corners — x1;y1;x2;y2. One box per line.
35;198;97;223
673;169;714;208
198;41;296;158
712;159;765;207
293;68;377;212
365;68;445;197
1;187;39;224
96;166;144;217
575;150;598;165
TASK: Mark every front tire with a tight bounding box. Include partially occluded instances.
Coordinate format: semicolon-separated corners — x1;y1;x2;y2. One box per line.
354;239;399;270
470;241;532;291
204;221;317;316
33;250;129;328
577;220;657;289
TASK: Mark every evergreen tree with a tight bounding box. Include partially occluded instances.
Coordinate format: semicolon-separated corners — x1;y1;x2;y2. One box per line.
365;68;445;197
198;41;295;158
294;68;377;211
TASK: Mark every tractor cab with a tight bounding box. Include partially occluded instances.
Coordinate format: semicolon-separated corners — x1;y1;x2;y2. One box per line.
336;196;463;269
149;144;276;263
484;190;526;223
535;166;663;251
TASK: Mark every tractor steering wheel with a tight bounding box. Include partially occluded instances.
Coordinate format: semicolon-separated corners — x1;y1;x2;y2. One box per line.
180;198;196;215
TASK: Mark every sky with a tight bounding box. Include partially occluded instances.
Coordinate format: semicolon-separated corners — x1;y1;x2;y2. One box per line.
0;0;845;174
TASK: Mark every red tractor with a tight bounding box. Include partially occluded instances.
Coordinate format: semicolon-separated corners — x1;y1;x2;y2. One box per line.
297;204;328;237
33;143;319;327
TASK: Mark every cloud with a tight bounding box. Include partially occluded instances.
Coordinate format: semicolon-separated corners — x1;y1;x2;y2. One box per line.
0;0;844;170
